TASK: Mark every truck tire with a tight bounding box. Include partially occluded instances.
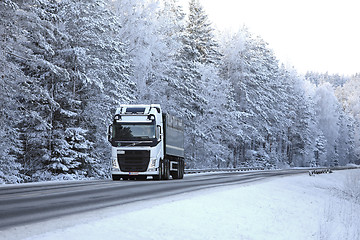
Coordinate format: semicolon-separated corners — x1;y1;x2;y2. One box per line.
179;159;184;179
163;159;170;180
153;159;164;180
171;160;182;179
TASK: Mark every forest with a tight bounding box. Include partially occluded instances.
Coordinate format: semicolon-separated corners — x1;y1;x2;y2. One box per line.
0;0;359;183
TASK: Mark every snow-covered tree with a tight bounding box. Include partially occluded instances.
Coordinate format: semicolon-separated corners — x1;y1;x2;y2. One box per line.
54;0;135;178
0;0;68;181
336;76;360;162
312;83;341;166
220;28;285;167
178;0;228;168
0;1;24;182
314;134;327;166
305;71;349;87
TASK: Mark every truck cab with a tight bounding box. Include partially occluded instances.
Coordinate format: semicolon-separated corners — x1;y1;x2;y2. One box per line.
108;104;185;180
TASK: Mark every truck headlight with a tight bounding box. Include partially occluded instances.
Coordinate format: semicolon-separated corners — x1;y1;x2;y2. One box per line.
112;158;120;170
148;158;157;171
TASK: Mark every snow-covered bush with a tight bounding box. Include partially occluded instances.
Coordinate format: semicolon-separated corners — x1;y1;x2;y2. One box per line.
343;169;360;203
319;170;360;239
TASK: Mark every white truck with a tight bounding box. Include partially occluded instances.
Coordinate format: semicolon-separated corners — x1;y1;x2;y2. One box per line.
108;104;185;180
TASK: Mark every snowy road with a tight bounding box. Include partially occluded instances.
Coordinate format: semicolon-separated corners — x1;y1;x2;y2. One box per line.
1;168;359;240
0;169;307;229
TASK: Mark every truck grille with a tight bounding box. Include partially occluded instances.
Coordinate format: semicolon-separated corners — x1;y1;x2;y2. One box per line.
117;150;150;172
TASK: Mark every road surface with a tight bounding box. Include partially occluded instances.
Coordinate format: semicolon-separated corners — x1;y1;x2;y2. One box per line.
0;169;307;229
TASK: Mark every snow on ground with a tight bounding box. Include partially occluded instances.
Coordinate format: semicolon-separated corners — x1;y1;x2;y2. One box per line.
2;169;360;240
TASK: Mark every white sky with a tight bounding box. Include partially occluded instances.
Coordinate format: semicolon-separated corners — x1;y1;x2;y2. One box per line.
179;0;360;75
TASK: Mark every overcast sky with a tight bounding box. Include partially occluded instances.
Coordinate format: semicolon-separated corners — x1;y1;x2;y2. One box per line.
179;0;360;75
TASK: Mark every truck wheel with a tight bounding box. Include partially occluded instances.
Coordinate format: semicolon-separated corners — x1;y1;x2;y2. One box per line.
153;159;164;180
171;161;181;179
179;159;184;179
179;160;184;179
176;159;184;179
163;159;170;180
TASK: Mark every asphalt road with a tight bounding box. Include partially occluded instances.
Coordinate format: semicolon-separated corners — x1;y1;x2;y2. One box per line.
0;169;307;229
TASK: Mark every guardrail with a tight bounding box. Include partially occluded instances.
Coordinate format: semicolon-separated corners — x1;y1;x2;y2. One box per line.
308;168;332;176
185;165;360;175
185;167;265;174
332;165;360;170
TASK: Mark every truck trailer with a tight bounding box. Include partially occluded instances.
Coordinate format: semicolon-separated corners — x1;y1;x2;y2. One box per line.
108;104;185;180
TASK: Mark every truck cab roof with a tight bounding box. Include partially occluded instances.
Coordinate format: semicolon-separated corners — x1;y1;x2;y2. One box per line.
116;104;161;115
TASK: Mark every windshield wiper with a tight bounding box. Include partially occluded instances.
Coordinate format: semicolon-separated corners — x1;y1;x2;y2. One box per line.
125;141;152;147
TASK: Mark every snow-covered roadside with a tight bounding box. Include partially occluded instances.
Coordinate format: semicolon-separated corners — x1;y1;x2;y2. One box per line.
2;169;360;240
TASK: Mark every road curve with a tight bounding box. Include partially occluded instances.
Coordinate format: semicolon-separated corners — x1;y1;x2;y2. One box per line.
0;169;307;229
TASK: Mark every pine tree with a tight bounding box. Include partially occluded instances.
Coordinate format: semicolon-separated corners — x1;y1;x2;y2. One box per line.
187;0;220;64
54;0;135;178
0;1;24;182
0;0;68;181
279;67;316;167
313;83;341;166
335;75;360;163
179;0;226;167
314;134;327;166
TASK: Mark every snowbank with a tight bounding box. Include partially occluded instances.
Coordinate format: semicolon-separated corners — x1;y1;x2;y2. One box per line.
2;169;360;240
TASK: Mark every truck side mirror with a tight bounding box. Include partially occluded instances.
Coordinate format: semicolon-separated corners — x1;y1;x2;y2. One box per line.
156;125;162;141
108;124;113;142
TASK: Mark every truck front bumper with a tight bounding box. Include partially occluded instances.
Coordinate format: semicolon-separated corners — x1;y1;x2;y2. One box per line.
111;168;160;177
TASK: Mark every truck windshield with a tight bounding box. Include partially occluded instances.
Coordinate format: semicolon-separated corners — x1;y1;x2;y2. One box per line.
112;123;156;141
